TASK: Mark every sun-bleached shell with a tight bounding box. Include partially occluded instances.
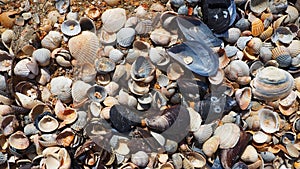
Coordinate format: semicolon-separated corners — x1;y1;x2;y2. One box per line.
61;20;81;36
202;136;220;157
150;28;171;46
101;8;126;33
68;31;100;65
214;123;240;149
41;31;62;50
71;80;91;103
50;76;72;103
32;48;51;66
258;108;280;134
98;28;117;46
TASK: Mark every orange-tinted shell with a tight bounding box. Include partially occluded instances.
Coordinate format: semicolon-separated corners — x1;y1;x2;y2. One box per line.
251;18;264;37
0;11;18;28
235;87;252;110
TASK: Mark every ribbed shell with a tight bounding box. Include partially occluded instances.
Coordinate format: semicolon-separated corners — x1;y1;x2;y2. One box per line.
32;48;51;66
68;31;100;65
116;27;136;47
259;26;273;41
288;40;300;57
71;111;87;131
271;46;292;67
251;18;264;36
193;124;213;144
71;80;91;103
135;20;153;35
101;8;126;33
249;0;269;14
251;66;294;101
214;123;240;149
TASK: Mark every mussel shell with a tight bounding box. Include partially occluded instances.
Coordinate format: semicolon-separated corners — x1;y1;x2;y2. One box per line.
167;41;219;76
87;85;108;102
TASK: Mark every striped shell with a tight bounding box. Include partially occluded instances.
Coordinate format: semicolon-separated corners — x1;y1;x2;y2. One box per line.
271;46;292;68
259;26;273;41
101;8;126;33
214;123;240;149
251;18;264;36
116;27;136;47
135;20;153;35
71;80;91;103
250;66;294;101
68;31;100;65
32;48;51;66
287;40;300;57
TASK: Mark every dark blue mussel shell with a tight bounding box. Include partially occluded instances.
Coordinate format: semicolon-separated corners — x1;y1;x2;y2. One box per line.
167;40;219;77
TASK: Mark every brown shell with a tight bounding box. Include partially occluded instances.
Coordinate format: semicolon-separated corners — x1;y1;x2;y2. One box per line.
8;131;29;150
259;26;274;41
0;11;18;28
271;46;290;59
56;128;75;147
251;18;264;37
56;108;78;125
68;31;100;65
273;15;287;30
235;87;252;110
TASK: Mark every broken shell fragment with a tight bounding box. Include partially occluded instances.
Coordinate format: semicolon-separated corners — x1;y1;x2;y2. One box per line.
203;135;220;157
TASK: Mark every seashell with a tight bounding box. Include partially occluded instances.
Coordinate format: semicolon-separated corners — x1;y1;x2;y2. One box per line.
87;85;107;103
251;66;294;101
286;143;300;158
203;135;220;157
80;63;96;83
66;11;78;20
269;0;288;14
241;145;258;163
249;60;264;77
37;68;51;85
15;92;43;109
131;151;149;168
1;29;14;46
185;152;206;168
246;37;262;55
50;76;72;103
56;108;78;125
116;27;136;47
1;115;19;136
131;56;155;83
98;28;117;46
170;0;184;7
260;46;273;62
79;17;96;33
258;108;280;134
29;104;51;121
71;111;87;131
278;99;298;116
41;31;62;51
236;36;252;50
235;87;252;110
150;28;171;46
208;68;225;85
118;89;137;107
135;20;153;35
24;123;39;136
259;26;273;41
32;48;51;66
8;131;29;150
193;123;214;144
55;0;69;14
101;8;126;33
149;47;170;67
157;74;169;87
293;118;300;133
0;11;18;28
224;45;238;58
132;40;150;57
288;40;300;57
56;128;75;147
104;81;119;97
61;20;81;37
273;15;287;30
219;52;231;69
14;58;38;78
279;90;297;108
94;57;116;74
224;60;249;81
251;18;264;37
71;80;91;103
224;28;241;44
37;113;59;133
271;46;292;68
249;0;269;14
104;0;120;6
109;49;124;63
177;5;188;15
214;123;240;149
260;151;276;162
69;31;100;65
52;48;72;67
271;27;294;44
285;5;299;24
124;16;138;28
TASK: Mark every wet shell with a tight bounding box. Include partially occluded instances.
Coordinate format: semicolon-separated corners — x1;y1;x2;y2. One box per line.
131;56;155;83
71;80;91;103
235;87;252;110
258;108;280;134
95;57;116;74
8;131;29;150
135;20;153;35
32;48;51;66
250;66;294;101
251;18;264;37
288;40;300;57
241;145;258;163
37;114;59;133
150;28;171;46
131;151;149;168
203;135;220;157
208;68;225;85
79;17;96;33
214;123;240;149
41;31;62;51
249;0;269;14
50;76;72;103
116;27;136;47
68;31;100;65
87;85;107;102
61;20;81;36
101;8;126;33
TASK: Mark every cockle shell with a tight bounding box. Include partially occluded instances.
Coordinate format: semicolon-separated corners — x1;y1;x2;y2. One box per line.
101;8;126;33
251;66;294;101
246;37;262;55
241;145;258;163
271;46;292;68
135;20;153;35
131;151;149;168
32;48;51;66
269;0;288;14
56;128;75;147
149;47;170;67
249;0;269;14
150;28;171;46
285;5;299;23
37;114;59;133
109;49;124;63
258;108;280;134
68;31;100;65
224;60;250;81
50;76;72;103
271;27;294;44
214;123;240;149
131;56;155;83
235;87;252;110
203;135;220;157
14;58;39;78
185;152;207;168
71;80;91;103
87;85;107;102
288;40;300;57
116;27;136;47
224;28;241;44
41;31;62;51
61;20;81;36
259;26;273;41
80;63;96;83
8;131;29;150
251;18;264;36
1;115;19;136
95;57;116;74
98;29;117;46
71;111;87;131
1;29;14;46
56;108;78;125
193;123;214;144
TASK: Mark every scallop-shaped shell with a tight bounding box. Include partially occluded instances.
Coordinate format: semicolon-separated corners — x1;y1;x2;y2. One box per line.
203;135;220;157
32;48;51;66
193;123;214;144
285;5;299;23
271;46;292;67
251;18;264;37
259;26;273;41
56;108;78;124
149;47;170;67
131;56;155;83
241;145;258;163
258;108;280;134
224;60;249;81
131;151;149;168
214;123;240;149
87;85;107;102
61;20;81;36
271;27;293;44
288;40;300;57
109;49;124;63
56;128;75;147
50;76;72;103
98;29;116;46
8;131;29;150
1;29;14;45
150;28;171;46
224;28;241;44
116;27;136;47
250;0;269;14
250;66;294;101
135;20;153;35
38;114;59;133
80;63;96;83
71;80;91;103
79;17;96;33
41;31;62;50
95;57;116;74
235;87;252;110
68;31;100;65
101;8;126;33
71;111;87;131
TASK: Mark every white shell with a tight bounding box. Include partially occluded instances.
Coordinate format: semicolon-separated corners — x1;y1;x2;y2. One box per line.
38;115;59;133
135;20;153;35
109;49;124;63
37;68;51;85
124;16;138;28
41;31;62;50
214;123;240;149
241;145;258;163
32;48;51;66
150;28;171;46
61;20;81;36
258;108;280;134
98;28;117;45
1;29;14;45
101;8;126;33
50;76;72;103
71;80;91;103
116;27;136;47
149;47;170;66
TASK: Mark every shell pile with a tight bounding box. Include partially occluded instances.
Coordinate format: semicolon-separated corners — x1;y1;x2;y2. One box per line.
0;0;300;168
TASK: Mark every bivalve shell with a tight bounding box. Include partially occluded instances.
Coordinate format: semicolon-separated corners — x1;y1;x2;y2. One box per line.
135;20;153;35
258;108;280;134
71;80;91;103
56;108;78;125
116;27;136;47
98;29;117;46
8;131;29;150
193;123;214;144
235;87;252;110
271;46;292;68
37;113;59;133
288;40;300;57
150;28;171;46
131;151;149;168
224;28;241;44
249;0;269;14
251;18;264;36
32;48;51;66
87;85;108;102
224;60;250;81
80;63;97;83
79;17;96;33
131;56;155;83
214;123;240;149
241;145;258;163
41;31;62;51
203;136;220;157
61;20;81;36
271;27;294;44
101;8;126;33
95;57;116;74
50;76;72;103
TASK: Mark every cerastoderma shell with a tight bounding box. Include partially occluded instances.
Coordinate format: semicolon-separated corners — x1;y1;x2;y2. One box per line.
61;19;81;36
50;76;72;103
8;131;29;150
32;48;51;66
87;85;108;103
249;0;269;14
251;66;294;101
116;27;136;47
258;108;280;134
95;57;116;74
131;151;149;168
36;112;59;133
214;123;241;149
131;56;155;83
203;135;220;157
101;8;126;33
